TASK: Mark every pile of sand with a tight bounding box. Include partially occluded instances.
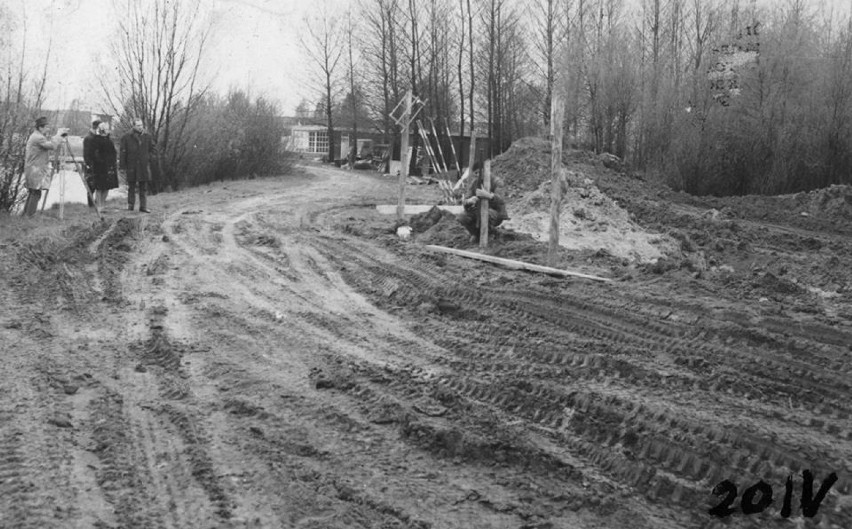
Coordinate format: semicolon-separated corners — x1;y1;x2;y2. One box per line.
492;137;678;263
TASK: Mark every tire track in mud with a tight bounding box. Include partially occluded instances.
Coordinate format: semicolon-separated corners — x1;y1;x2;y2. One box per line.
152;195;590;527
21;215;236;529
0;430;54;529
0;354;108;529
132;204;440;527
298;228;852;527
95;217;139;304
314;234;851;409
0;220;128;529
87;305;234;529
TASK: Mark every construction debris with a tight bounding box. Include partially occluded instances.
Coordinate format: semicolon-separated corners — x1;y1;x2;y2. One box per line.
424;244;613;281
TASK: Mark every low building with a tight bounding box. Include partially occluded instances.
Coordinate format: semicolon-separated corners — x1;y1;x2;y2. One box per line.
283;118;490;172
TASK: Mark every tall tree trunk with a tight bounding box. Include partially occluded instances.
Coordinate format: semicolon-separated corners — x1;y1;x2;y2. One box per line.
467;0;475;167
348;10;357;168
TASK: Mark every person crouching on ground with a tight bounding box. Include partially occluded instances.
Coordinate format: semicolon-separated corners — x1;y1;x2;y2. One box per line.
456;167;510;243
119;118;155;213
92;122;118;209
22;117;65;217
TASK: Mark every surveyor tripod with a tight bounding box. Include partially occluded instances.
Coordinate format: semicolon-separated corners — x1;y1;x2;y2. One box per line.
40;135;102;220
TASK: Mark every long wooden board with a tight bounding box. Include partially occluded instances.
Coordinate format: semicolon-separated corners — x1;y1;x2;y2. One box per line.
424;244;613;282
376;205;464;215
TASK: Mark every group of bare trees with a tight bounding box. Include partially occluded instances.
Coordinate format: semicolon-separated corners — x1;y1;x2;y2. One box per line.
633;0;852;194
110;1;291;190
2;0;849;212
0;0;291;212
0;4;51;212
301;0;852;195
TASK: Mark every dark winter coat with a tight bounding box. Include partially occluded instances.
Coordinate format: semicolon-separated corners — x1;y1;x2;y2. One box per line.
119;131;155;182
462;173;509;221
456;173;509;237
92;135;118;191
83;131;97;173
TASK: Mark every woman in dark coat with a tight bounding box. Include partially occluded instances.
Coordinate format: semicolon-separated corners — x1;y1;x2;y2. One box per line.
92;122;118;209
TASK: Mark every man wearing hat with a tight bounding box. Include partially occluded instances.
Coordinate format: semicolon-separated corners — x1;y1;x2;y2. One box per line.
22;116;64;216
119;118;156;213
83;119;101;207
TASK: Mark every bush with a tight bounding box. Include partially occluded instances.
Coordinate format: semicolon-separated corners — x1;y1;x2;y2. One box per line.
145;89;295;190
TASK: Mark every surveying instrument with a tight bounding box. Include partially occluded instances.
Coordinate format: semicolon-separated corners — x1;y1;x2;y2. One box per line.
40;132;103;220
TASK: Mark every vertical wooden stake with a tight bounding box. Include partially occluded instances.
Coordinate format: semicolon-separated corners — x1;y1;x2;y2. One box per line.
397;90;412;221
479;159;491;248
547;93;565;266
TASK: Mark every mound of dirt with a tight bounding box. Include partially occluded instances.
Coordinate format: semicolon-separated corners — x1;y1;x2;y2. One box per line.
801;184;852;218
650;184;852;236
409;206;450;233
491;137;678;263
415;210;471;248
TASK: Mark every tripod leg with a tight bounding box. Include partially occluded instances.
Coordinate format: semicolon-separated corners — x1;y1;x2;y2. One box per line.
78;170;102;219
65;137;102;220
40;188;50;212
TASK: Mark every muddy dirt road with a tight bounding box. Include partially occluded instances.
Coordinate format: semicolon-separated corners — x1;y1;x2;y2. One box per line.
1;164;850;528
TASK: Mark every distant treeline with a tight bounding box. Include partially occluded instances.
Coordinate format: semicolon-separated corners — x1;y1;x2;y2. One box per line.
300;0;851;196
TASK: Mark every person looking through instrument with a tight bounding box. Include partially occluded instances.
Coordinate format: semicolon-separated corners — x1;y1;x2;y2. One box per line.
22;117;66;217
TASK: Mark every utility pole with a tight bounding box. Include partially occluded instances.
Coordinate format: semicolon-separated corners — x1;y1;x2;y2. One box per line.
547;93;565;266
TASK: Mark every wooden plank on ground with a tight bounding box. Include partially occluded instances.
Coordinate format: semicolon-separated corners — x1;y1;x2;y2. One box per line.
376;205;464;215
424;245;613;282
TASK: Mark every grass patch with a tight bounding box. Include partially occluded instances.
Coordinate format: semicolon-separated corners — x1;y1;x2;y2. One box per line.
0;204;103;246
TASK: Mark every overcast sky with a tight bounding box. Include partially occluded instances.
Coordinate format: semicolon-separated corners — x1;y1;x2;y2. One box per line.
8;0;337;115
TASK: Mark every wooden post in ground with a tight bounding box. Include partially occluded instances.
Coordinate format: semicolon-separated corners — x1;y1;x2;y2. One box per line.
479;159;491;248
397;90;412;221
547;93;565;266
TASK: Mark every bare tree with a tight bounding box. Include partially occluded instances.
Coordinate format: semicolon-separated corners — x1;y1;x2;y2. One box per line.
301;4;345;163
347;9;359;168
467;0;475;146
105;0;210;191
457;0;467;140
0;4;52;211
361;0;402;145
530;0;562;127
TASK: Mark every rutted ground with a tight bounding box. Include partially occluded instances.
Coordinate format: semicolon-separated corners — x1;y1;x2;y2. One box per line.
1;164;850;529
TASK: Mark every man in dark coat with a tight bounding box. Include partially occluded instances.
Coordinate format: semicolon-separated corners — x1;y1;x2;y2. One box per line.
119;118;156;213
83;119;100;207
